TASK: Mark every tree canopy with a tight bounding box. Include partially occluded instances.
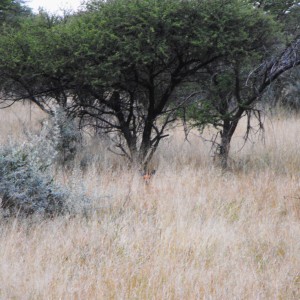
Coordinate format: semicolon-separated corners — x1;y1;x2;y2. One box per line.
183;1;300;168
0;0;31;25
0;0;299;169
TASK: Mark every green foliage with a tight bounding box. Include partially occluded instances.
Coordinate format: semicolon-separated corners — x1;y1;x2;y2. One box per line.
255;1;298;15
255;1;300;38
66;0;279;90
0;0;31;25
184;102;220;130
0;0;278;106
182;0;282;127
0;0;297;168
178;1;300;169
0;13;73;109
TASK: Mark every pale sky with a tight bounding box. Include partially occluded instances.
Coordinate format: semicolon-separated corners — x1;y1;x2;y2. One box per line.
27;0;84;14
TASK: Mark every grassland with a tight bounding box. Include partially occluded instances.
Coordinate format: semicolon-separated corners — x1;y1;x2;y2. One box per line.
0;103;299;299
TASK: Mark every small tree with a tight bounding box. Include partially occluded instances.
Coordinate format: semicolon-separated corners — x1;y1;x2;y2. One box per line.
184;2;300;169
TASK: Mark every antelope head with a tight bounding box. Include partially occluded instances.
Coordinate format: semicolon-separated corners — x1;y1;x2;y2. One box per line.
141;170;156;184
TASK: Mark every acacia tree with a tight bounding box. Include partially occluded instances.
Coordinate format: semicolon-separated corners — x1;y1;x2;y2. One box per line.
0;0;289;169
0;0;31;25
185;1;300;169
63;0;232;168
0;11;73;111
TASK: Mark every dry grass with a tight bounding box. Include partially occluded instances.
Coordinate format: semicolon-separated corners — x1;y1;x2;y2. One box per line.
0;103;300;299
0;102;45;144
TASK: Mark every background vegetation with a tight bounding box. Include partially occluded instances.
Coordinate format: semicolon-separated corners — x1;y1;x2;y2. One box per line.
0;0;299;298
0;0;299;170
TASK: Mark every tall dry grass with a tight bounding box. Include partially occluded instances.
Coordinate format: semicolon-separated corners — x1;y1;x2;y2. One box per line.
0;103;299;299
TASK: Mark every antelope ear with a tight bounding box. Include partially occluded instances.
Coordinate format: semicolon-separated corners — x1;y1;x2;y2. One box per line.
151;170;156;175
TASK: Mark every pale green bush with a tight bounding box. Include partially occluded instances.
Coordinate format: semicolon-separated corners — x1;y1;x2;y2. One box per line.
0;109;87;217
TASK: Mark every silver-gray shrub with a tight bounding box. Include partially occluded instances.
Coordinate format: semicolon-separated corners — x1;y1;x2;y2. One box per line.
0;109;85;217
47;108;81;167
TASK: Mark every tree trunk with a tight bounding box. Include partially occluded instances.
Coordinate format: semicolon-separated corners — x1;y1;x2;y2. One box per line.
217;115;242;170
138;121;153;172
219;132;231;170
217;120;232;170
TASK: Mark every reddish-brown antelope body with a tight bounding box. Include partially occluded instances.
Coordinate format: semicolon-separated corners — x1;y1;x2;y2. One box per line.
141;170;156;184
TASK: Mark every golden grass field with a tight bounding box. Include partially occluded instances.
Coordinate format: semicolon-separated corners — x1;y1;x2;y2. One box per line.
0;103;299;299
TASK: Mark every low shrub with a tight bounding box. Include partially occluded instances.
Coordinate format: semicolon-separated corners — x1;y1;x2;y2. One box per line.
0;109;84;217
